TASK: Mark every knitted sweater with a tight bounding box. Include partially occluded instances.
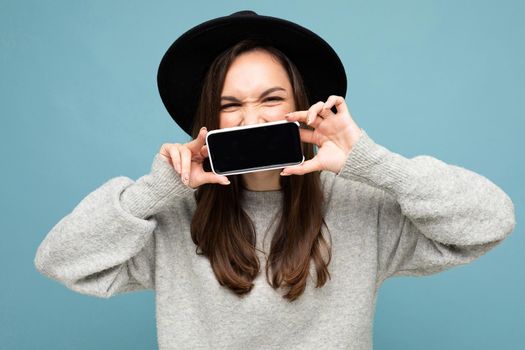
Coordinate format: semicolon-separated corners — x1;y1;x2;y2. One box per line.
34;129;516;349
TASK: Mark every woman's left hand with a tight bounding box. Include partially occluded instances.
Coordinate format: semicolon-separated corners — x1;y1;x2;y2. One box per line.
281;95;363;175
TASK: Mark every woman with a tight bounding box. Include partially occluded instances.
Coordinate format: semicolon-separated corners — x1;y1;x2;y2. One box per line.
34;11;516;350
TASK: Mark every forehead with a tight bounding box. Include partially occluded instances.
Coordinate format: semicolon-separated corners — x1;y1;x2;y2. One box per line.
221;50;291;93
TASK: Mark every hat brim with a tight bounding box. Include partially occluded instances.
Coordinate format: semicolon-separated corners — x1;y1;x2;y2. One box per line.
157;12;347;136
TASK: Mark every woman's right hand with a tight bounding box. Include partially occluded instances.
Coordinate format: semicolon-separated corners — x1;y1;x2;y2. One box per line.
159;126;231;188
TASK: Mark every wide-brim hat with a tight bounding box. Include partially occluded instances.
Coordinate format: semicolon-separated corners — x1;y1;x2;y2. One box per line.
157;10;347;136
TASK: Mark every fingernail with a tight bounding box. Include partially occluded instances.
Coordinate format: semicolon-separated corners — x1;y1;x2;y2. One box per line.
222;180;230;185
280;171;290;176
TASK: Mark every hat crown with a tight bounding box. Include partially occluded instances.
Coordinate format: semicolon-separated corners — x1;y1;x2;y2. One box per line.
229;10;258;17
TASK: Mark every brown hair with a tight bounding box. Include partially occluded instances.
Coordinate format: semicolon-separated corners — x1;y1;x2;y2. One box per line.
190;39;332;302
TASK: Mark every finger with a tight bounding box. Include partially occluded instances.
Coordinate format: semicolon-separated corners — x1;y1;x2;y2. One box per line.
318;99;336;119
196;171;230;186
280;156;322;176
323;95;349;115
318;106;335;119
159;151;173;167
186;127;207;153
306;101;326;127
287;111;323;129
299;128;318;145
200;144;209;158
285;102;324;128
168;144;182;174
179;146;192;185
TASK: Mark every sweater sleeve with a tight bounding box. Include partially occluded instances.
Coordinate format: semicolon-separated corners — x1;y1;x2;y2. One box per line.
336;129;516;286
34;153;195;298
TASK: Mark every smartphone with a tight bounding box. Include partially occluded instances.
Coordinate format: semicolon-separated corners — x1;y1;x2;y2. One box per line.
204;120;304;176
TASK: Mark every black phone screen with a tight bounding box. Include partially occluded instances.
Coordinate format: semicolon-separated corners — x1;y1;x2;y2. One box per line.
206;122;303;174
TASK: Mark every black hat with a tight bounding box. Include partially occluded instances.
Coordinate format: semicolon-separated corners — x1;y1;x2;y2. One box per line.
157;10;347;136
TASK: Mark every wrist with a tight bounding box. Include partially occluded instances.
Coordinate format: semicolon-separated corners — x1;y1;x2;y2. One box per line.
120;153;195;219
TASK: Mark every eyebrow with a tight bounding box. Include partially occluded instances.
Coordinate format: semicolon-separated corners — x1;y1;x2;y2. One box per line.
220;86;286;102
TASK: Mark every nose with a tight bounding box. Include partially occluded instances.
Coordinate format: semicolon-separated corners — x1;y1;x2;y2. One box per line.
239;108;267;126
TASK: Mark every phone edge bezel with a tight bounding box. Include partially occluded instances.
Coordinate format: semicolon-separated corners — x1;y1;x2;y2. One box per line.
205;120;303;176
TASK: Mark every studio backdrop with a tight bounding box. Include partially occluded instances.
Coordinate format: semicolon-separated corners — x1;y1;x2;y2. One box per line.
1;0;522;349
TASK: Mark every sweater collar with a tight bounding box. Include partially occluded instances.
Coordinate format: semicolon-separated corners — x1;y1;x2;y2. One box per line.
240;188;283;210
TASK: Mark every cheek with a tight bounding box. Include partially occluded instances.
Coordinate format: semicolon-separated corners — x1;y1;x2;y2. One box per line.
264;101;294;120
266;103;294;120
265;109;288;121
219;113;239;129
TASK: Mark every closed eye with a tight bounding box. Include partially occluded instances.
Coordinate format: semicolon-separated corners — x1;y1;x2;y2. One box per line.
220;97;283;109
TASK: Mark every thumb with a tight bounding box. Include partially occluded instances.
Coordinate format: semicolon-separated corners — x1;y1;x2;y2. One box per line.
196;171;230;186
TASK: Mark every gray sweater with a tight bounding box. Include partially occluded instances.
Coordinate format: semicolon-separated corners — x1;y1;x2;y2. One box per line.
34;129;516;349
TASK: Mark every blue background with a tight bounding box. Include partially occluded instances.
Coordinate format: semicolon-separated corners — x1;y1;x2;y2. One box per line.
2;0;523;349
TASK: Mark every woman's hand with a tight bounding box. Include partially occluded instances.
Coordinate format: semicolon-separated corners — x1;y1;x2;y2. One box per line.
159;127;231;188
281;95;363;175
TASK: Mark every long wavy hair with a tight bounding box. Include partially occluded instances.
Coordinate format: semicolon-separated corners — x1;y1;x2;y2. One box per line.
190;39;332;302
